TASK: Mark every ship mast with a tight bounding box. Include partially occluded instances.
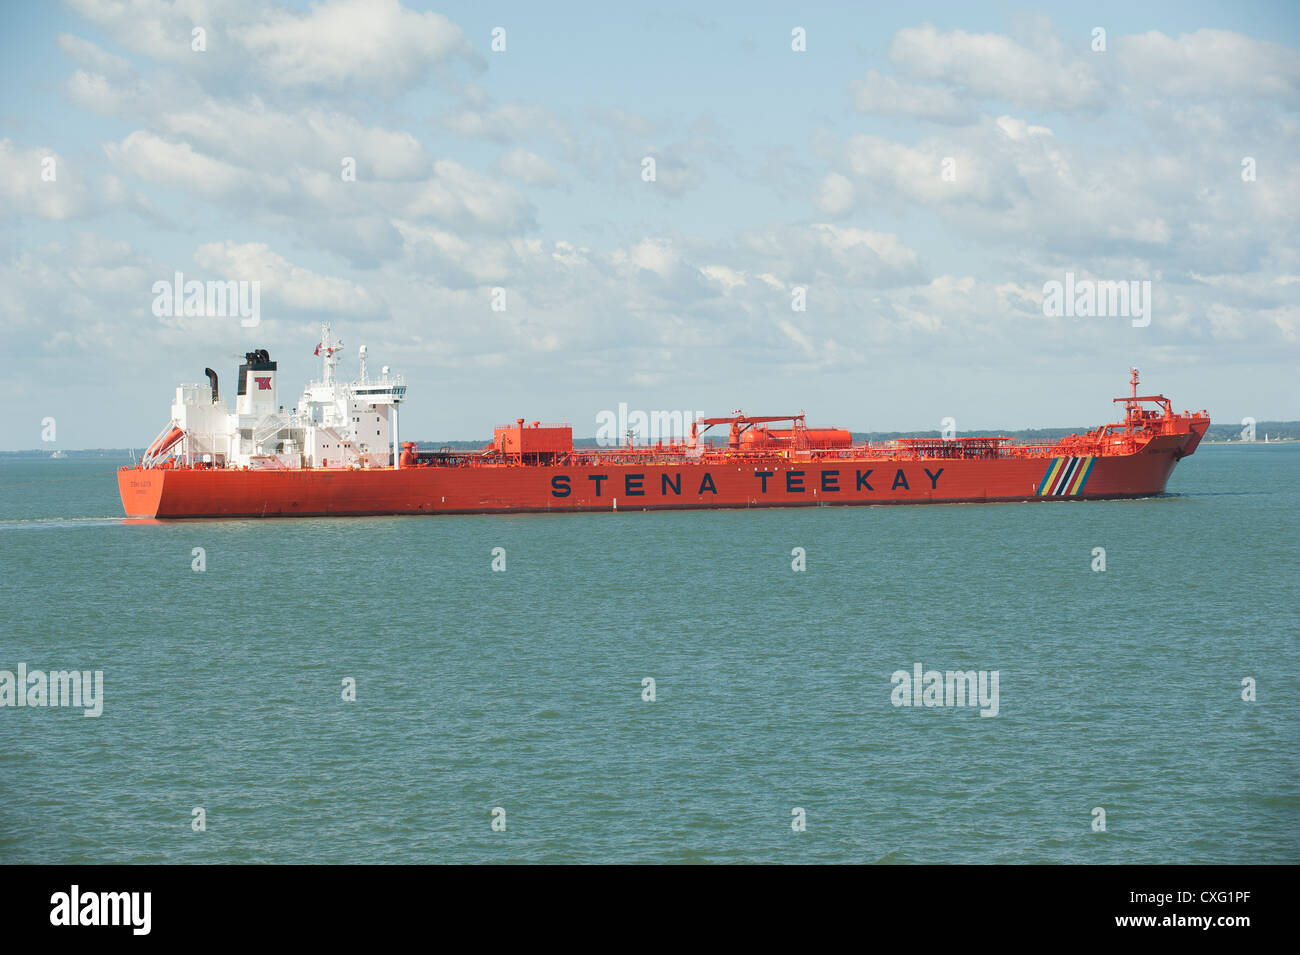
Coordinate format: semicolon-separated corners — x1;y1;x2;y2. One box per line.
317;322;343;386
1127;367;1139;436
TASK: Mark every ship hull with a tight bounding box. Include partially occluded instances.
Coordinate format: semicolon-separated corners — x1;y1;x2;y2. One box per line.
118;433;1197;519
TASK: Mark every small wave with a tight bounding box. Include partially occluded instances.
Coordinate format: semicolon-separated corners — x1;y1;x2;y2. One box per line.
0;517;123;530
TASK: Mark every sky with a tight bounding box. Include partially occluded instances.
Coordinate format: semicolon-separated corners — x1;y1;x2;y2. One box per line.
1;0;1297;449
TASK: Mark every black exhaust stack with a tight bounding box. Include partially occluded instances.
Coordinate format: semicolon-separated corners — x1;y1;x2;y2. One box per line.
205;368;219;403
236;350;276;396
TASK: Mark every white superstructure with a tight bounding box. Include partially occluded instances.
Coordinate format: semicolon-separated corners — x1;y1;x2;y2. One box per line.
149;323;407;470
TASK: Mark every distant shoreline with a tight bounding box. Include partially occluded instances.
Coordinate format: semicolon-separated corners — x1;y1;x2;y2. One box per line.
1201;438;1296;445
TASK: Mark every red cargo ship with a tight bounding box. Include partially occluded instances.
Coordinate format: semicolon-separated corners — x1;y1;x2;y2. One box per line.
118;328;1209;518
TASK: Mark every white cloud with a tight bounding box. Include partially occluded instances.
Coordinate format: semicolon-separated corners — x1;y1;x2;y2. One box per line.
850;70;972;124
1118;29;1300;100
57;34;134;80
105;131;266;199
193;241;377;313
642;151;705;197
890;23;1104;111
1266;304;1300;342
0;140;85;218
815;172;856;215
439;103;570;143
700;264;746;291
400;160;535;233
815;108;1291;263
64;69;133;115
994;115;1052;141
0;138;134;220
625;238;679;278
66;0;475;94
778;319;816;355
157;99;431;180
738;223;924;286
837;132;996;205
233;0;474;92
101;121;532;240
498;149;563;187
64;0;217;65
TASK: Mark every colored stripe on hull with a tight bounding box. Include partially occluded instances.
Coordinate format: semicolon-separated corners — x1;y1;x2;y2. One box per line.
1038;456;1096;496
1050;457;1079;495
1039;458;1065;496
1069;456;1097;495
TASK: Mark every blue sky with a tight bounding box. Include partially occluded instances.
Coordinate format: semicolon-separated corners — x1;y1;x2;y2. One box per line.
1;0;1297;448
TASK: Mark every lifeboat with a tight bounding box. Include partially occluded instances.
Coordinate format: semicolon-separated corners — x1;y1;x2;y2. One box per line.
143;425;184;463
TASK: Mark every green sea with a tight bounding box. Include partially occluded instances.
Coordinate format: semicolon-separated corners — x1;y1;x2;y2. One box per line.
1;444;1296;864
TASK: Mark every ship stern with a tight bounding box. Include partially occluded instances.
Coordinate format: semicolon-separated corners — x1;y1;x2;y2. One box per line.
118;467;165;518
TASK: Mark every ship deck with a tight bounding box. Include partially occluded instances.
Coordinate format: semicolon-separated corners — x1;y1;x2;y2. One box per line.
406;434;1152;470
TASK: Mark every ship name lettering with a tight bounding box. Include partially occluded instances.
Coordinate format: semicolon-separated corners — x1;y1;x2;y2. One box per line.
588;474;608;496
787;470;805;492
698;472;717;495
856;469;874;491
755;470;774;492
625;473;645;496
550;475;571;498
661;473;681;495
924;467;944;489
892;469;909;490
821;470;839;492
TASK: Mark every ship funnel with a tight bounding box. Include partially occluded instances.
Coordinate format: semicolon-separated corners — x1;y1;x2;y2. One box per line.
204;368;219;403
235;348;278;417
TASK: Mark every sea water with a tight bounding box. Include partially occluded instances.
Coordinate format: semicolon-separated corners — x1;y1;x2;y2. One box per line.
0;444;1295;863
